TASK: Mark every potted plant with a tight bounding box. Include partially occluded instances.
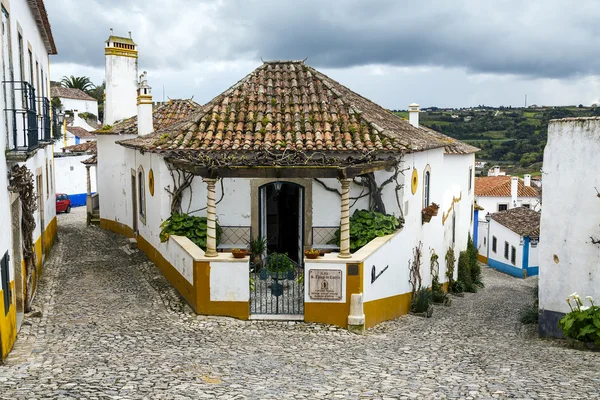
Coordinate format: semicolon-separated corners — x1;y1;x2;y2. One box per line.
248;237;267;265
559;293;600;351
231;248;248;258
304;248;320;259
422;203;440;223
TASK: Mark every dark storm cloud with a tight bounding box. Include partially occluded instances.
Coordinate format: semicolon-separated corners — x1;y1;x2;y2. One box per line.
46;0;600;79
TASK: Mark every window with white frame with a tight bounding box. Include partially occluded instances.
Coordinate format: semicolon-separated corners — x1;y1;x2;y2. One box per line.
492;236;497;253
511;246;516;265
498;203;508;212
468;166;473;192
423;165;431;208
504;241;509;260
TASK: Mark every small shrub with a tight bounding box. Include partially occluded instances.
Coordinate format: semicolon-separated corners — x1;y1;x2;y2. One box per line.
457;250;477;292
445;248;456;286
411;288;433;313
519;305;539;324
431;277;447;303
265;253;295;278
451;280;465;294
559;294;600;345
467;234;483;287
160;213;222;251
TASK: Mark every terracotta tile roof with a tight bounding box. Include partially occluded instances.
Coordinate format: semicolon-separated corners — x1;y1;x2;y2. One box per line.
475;176;539;197
95;99;200;135
82;154;97;165
66;126;96;139
64;141;96;153
491;207;540;237
118;61;472;164
51;87;96;101
420;125;479;155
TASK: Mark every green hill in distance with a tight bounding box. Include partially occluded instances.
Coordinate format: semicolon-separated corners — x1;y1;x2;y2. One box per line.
393;105;600;176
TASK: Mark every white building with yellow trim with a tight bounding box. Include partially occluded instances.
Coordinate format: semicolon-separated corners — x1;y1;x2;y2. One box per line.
0;0;58;361
96;34;478;330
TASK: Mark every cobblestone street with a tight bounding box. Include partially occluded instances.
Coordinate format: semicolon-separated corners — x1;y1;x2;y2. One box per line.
0;207;598;399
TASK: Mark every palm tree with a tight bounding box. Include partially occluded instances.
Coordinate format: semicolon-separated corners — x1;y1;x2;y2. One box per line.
60;75;96;92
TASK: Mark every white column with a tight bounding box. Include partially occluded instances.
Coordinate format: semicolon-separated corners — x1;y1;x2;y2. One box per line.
338;178;352;258
204;178;218;257
86;166;91;196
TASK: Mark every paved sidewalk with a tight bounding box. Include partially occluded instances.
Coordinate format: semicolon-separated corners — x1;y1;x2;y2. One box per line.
0;207;598;399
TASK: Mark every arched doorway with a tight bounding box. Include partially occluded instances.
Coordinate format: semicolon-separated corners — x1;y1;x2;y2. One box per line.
259;182;304;263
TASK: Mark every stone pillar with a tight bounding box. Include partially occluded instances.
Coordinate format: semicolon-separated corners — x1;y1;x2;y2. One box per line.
86;166;92;196
204;178;218;257
338;178;352;258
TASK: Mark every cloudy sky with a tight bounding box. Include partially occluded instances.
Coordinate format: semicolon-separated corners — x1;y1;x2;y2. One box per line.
46;0;600;109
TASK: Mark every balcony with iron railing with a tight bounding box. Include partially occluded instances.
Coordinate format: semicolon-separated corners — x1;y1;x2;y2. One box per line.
3;80;39;154
38;96;51;142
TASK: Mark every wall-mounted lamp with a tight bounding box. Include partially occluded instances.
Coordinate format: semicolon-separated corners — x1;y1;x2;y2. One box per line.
531;237;539;248
485;213;491;222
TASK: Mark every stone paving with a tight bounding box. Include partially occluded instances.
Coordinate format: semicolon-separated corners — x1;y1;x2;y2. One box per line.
0;207;599;399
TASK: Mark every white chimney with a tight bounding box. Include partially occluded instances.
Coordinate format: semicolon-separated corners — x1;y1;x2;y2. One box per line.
524;174;531;187
494;166;501;176
136;71;153;136
510;176;519;209
408;103;420;128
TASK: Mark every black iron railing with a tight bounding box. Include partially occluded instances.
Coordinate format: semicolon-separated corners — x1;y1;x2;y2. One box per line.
39;97;51;142
3;81;38;151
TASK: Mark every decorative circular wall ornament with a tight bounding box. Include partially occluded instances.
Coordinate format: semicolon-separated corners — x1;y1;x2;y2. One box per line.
148;169;155;196
411;168;418;194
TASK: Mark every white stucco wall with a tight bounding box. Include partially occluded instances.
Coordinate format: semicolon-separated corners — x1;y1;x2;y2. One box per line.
539;118;600;315
60;98;98;118
210;261;250;302
54;154;96;195
0;0;56;283
488;221;522;268
97;134;137;228
476;195;540;215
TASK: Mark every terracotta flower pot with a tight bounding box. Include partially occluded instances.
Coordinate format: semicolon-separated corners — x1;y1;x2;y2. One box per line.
304;250;320;259
232;249;248;258
422;212;433;223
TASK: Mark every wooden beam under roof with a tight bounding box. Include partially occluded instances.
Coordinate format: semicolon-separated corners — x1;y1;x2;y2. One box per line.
166;158;396;179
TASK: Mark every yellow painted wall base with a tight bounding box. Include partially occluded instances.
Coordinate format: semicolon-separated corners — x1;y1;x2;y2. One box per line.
101;220;249;320
0;281;17;361
364;292;413;329
477;254;488;264
31;217;58;301
100;218;136;239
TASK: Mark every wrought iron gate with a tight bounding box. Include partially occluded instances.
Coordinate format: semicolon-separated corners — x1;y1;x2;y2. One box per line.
250;253;304;316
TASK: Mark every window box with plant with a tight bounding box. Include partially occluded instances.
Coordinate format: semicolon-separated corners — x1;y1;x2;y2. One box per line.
422;202;440;223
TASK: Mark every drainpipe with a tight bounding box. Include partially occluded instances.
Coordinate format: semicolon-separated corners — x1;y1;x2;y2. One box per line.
522;236;530;277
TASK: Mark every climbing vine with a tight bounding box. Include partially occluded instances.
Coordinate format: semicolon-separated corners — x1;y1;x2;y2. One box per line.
165;168;194;215
8;165;37;312
408;242;423;296
313;162;408;222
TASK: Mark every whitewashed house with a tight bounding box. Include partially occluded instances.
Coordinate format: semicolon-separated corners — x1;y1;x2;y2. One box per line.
51;86;98;120
539;117;600;338
477;207;540;277
0;0;57;361
95;33;478;329
54;141;97;207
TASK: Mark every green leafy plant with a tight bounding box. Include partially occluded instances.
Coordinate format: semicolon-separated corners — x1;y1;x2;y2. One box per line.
412;288;433;314
248;237;267;263
329;209;402;252
265;253;295;278
159;213;222;251
559;293;600;345
450;280;465;294
520;284;539;324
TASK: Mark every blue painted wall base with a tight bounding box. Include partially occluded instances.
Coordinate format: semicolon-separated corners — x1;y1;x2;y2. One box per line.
488;258;526;278
66;192;94;207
